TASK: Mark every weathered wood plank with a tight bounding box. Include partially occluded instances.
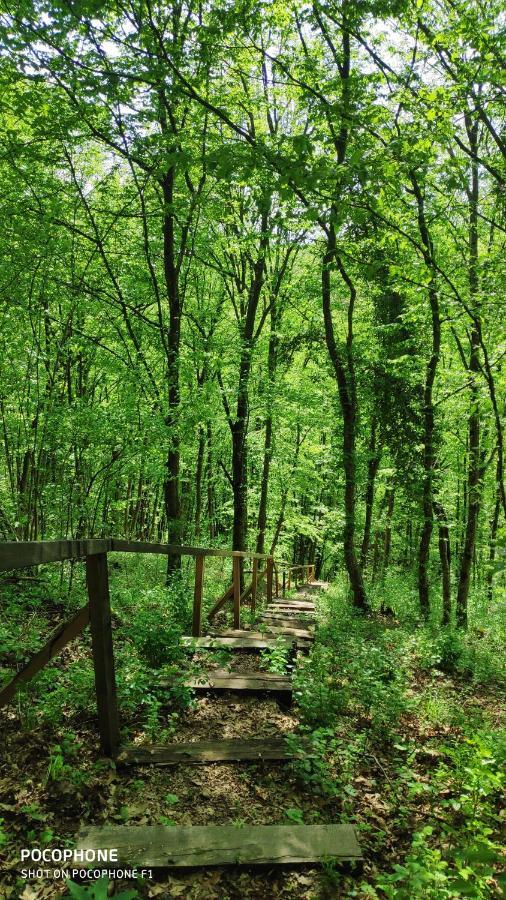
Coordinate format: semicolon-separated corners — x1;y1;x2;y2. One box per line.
181;636;295;650
86;553;120;757
261;615;315;629
110;540;270;561
216;628;313;649
184;671;292;693
192;554;205;637
116;737;304;766
74;823;362;867
233;556;241;629
0;605;90;708
268;601;316;611
207;583;234;621
0;539;110;572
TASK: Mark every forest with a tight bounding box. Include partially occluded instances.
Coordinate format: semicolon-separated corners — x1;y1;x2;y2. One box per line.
0;0;505;897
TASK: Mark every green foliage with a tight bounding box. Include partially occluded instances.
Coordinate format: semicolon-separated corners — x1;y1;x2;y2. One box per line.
65;878;138;899
259;637;290;674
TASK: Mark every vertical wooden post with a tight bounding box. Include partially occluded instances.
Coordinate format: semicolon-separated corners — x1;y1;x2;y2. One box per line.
86;552;120;757
288;570;291;590
251;557;258;617
266;556;273;604
274;563;279;599
233;555;241;629
282;570;286;598
192;554;205;637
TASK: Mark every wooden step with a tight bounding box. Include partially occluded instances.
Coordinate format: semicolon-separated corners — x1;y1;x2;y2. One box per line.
218;629;312;648
261;615;315;629
184;670;292;694
181;635;295;651
74;823;362;867
259;624;314;638
268;602;316;612
116;737;302;766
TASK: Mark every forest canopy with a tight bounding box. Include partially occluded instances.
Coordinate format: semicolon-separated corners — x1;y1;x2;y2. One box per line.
0;0;505;625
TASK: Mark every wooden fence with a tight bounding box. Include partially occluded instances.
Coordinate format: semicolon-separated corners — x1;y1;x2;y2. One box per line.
0;538;293;755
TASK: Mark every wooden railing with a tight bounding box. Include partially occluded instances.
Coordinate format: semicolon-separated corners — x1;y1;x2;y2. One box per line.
0;538;278;755
278;563;316;596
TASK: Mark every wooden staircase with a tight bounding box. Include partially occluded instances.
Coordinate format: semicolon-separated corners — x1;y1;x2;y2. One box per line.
85;579;362;869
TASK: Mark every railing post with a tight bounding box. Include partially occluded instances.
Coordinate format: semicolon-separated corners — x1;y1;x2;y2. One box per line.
192;554;205;637
274;563;279;599
266;557;273;604
233;555;241;629
86;552;120;757
251;557;258;617
282;570;286;598
288;569;291;591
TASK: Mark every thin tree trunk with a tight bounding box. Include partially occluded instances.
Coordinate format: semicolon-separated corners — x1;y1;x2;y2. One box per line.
410;172;441;621
322;227;368;611
486;467;501;605
360;417;381;570
162;168;182;578
456;118;481;628
256;302;278;555
434;500;451;625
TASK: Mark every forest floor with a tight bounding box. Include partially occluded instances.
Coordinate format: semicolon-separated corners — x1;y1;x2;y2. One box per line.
0;567;505;899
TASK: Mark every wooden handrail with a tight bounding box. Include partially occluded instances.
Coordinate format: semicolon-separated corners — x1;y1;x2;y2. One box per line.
0;538;274;573
0;537;281;754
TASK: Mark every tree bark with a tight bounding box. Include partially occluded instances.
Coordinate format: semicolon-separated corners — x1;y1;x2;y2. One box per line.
456;118;481;628
162;168;182;577
410;172;441;621
322;226;369;611
434;500;451;625
360;417;381;570
256;302;279;555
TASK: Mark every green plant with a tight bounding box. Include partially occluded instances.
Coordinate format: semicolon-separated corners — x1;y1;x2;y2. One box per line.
284;807;304;824
66;877;138;898
260;638;290;674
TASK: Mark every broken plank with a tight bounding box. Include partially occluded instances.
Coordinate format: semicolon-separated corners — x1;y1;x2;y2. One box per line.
217;628;312;648
261;615;315;629
254;625;314;640
268;601;316;611
74;823;362;868
116;737;303;766
181;636;295;650
183;671;292;693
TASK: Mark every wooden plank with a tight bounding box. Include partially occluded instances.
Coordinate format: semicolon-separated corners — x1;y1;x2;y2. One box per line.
110;540;270;561
216;628;312;649
0;605;90;709
74;823;362;867
261;615;315;629
184;671;292;693
233;555;241;630
192;554;205;637
266;557;274;604
86;553;120;757
207;583;234;621
260;625;314;640
0;539;110;572
116;737;305;766
251;558;258;616
268;601;316;611
181;636;295;650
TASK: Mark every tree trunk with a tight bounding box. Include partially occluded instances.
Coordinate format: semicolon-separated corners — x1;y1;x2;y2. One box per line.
434;500;451;625
410;172;441;621
256;303;278;555
321;227;368;611
163;169;182;578
360;417;381;570
456;119;481;629
486;467;501;605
